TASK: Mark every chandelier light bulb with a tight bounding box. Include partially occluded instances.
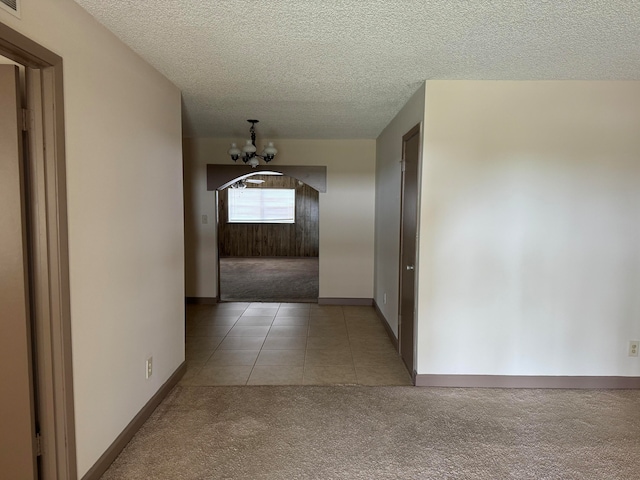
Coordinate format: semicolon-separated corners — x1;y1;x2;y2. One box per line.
263;142;277;156
242;140;256;154
228;142;241;160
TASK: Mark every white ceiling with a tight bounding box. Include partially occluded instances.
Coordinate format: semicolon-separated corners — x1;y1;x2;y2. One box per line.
73;0;640;139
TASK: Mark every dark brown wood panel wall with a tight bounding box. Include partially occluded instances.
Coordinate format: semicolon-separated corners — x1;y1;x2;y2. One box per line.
218;175;319;257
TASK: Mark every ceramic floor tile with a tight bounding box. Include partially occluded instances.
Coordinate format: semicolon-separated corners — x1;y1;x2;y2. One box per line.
309;317;346;327
248;302;281;308
207;349;260;366
242;307;279;317
196;316;240;326
208;305;248;315
345;317;383;327
272;317;309;326
303;365;358;385
261;336;308;350
178;363;205;386
277;306;311;316
308;312;345;320
191;365;252;386
350;342;398;356
267;326;309;337
256;350;305;366
207;310;244;319
347;324;388;336
190;310;214;322
186;304;207;314
234;316;274;326
185;348;216;366
186;336;225;349
304;348;354;367
355;363;412;386
218;336;266;350
306;335;351;350
308;324;348;337
187;324;233;337
349;335;395;349
309;305;343;315
247;366;304;385
352;351;402;367
342;306;378;317
227;325;270;337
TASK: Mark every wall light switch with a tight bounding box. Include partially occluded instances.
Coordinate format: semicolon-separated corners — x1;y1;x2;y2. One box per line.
201;215;208;224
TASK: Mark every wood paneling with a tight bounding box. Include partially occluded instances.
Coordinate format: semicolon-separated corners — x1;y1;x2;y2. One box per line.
218;175;319;257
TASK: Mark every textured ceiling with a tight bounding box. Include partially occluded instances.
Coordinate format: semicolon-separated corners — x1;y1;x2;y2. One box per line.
73;0;640;139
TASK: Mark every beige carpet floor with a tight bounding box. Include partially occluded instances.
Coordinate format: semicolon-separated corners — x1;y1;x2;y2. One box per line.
100;386;640;479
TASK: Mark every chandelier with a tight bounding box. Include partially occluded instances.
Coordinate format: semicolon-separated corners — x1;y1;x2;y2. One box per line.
227;119;278;168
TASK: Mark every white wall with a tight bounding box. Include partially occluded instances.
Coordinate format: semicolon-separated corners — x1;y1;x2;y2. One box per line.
183;138;376;300
1;1;184;476
417;81;640;377
374;84;425;336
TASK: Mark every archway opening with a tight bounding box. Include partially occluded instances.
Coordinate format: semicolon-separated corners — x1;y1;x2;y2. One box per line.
217;172;319;302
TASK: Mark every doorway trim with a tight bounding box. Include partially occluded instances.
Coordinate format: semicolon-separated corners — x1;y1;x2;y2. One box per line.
398;123;421;383
0;22;77;479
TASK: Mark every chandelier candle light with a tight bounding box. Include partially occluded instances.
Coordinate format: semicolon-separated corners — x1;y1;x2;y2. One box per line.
228;119;278;168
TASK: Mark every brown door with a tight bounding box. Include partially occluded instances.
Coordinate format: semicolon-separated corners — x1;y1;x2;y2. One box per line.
399;124;420;379
0;64;38;479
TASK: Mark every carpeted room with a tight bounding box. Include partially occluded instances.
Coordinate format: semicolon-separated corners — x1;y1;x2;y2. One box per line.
10;1;639;479
101;385;640;479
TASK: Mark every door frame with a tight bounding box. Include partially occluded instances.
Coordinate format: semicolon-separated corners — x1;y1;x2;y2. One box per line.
398;123;421;382
0;22;77;479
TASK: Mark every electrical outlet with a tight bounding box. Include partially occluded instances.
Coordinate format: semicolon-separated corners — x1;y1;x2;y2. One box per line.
629;341;639;357
146;356;153;379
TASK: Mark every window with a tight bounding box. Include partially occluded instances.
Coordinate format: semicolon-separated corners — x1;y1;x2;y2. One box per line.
228;188;295;223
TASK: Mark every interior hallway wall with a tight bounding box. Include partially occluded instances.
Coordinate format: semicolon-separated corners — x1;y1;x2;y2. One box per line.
418;81;640;378
1;2;184;476
183;138;376;300
374;83;425;336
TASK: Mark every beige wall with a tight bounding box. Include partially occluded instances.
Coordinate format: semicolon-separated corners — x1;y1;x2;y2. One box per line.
184;138;376;300
374;83;425;336
417;81;640;377
1;1;184;476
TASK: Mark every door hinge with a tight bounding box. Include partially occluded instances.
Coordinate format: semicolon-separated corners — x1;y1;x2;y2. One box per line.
35;432;42;456
21;108;30;131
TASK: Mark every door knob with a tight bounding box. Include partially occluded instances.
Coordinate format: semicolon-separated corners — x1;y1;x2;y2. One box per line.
406;265;415;270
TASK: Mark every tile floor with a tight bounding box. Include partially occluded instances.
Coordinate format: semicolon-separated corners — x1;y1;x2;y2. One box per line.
181;302;412;386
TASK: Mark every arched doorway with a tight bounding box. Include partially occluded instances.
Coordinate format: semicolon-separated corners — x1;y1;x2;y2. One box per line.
217;172;319;302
